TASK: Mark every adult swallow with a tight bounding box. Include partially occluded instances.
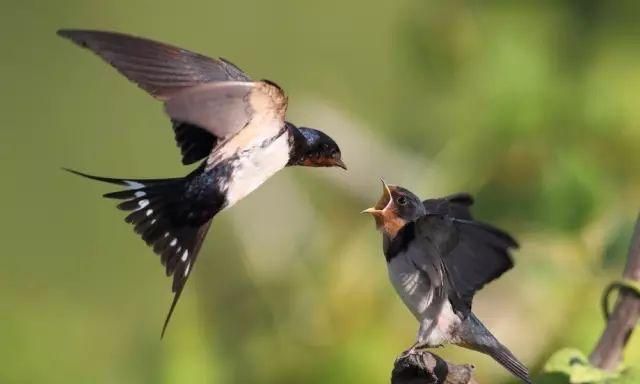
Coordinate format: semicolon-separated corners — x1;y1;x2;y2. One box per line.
57;29;346;337
363;181;531;383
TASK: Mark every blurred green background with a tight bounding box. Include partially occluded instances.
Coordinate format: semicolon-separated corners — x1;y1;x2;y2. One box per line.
1;1;639;383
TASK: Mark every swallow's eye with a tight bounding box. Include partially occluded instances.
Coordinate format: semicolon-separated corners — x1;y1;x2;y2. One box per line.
397;196;408;206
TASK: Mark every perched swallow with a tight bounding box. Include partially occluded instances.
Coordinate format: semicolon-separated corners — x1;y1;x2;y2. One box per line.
58;29;346;337
363;181;531;383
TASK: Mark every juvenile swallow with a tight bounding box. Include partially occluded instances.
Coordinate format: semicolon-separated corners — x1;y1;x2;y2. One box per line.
58;29;346;337
363;181;531;383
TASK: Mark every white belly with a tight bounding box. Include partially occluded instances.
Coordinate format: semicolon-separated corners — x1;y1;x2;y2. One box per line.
223;132;290;208
421;300;460;346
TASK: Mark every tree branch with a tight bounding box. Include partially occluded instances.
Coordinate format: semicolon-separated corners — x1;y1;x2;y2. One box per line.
589;214;640;370
391;351;478;384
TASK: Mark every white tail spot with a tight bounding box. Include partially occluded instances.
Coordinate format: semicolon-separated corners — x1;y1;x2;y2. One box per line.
150;219;157;225
138;199;150;208
164;232;170;238
170;238;178;247
181;250;189;262
145;209;153;216
124;180;144;189
184;261;191;276
134;191;146;198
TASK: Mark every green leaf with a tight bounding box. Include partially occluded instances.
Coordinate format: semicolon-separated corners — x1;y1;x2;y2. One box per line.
543;348;620;383
617;366;640;384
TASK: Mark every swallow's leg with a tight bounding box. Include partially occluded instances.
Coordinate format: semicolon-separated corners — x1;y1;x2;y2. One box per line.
411;341;430;352
397;319;437;360
399;341;420;357
398;339;430;359
403;319;439;356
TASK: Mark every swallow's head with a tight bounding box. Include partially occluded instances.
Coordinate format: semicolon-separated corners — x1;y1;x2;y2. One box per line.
362;180;425;238
295;127;346;170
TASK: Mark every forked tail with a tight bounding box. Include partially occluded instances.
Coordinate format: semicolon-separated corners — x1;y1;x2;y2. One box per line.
64;168;220;337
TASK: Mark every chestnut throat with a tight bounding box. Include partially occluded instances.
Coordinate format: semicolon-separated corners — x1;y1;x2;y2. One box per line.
377;210;408;239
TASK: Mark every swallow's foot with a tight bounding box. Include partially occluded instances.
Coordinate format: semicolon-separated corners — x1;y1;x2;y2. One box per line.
397;349;414;361
396;342;428;361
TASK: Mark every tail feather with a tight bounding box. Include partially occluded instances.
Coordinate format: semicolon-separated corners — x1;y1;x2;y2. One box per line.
487;345;531;384
161;220;212;338
64;168;219;337
63;168;174;188
458;313;531;384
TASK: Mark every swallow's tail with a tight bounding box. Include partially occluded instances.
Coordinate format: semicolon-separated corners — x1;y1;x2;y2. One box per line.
64;168;221;338
458;313;532;384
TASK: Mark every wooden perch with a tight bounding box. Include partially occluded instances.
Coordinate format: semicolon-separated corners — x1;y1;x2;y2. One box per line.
589;214;640;370
391;351;477;384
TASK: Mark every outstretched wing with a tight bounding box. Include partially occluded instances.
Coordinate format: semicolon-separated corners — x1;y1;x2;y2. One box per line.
57;29;250;99
421;193;518;315
444;219;517;315
165;80;288;157
169;79;288;165
168;80;289;164
423;192;474;219
164;81;286;137
57;29;257;165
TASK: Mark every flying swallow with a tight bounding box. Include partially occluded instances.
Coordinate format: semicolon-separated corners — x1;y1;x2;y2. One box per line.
363;181;531;383
58;29;346;337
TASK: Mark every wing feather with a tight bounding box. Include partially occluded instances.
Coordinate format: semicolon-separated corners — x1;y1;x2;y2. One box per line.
57;29;250;99
58;30;288;163
411;211;517;316
164;81;287;143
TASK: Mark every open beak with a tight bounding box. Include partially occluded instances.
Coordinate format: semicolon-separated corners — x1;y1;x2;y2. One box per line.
361;179;392;216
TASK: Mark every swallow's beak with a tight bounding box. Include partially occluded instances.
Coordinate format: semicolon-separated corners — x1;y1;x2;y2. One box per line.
361;179;392;218
362;180;407;237
334;158;347;170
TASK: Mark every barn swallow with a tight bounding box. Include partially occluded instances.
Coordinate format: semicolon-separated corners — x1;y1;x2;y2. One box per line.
57;29;346;337
363;181;531;383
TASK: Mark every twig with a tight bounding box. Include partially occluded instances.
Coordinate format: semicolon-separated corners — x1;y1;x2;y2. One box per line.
391;351;477;384
589;214;640;370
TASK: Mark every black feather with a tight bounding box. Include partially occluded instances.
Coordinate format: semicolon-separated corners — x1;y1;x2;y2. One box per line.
443;219;517;315
56;29;250;99
454;218;519;249
459;313;531;384
420;192;518;315
172;121;217;165
64;167;225;337
423;193;474;220
445;192;474;206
